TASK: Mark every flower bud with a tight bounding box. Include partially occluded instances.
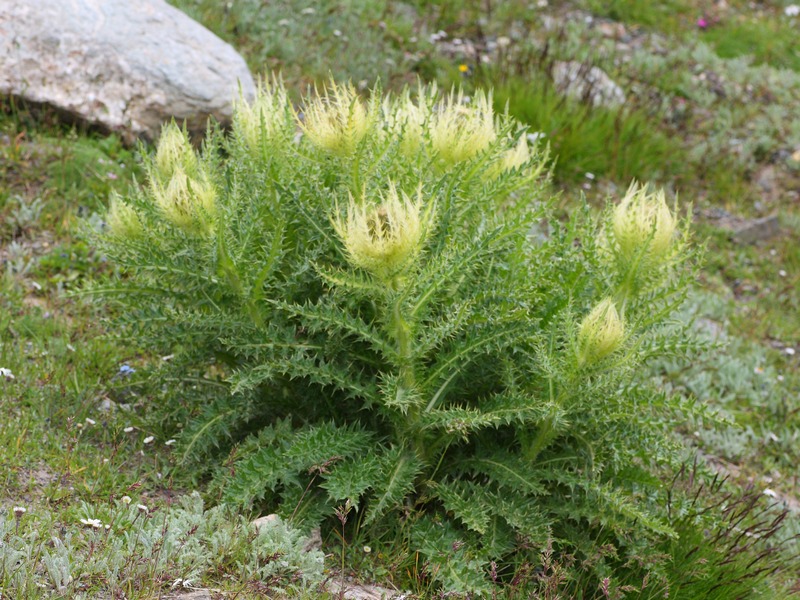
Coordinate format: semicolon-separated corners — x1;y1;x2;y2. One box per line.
234;80;290;153
300;81;372;156
429;89;497;166
333;183;430;282
384;85;434;158
154;168;217;234
612;183;676;266
487;135;530;179
107;193;142;238
154;122;197;182
578;298;624;365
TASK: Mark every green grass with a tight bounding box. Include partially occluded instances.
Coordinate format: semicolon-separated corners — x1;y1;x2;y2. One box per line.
584;0;696;33
702;17;800;72
492;72;683;184
168;0;428;92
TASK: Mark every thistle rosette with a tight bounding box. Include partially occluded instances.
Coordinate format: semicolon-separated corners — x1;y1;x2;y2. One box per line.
577;298;625;366
299;81;373;156
429;89;497;166
333;183;432;284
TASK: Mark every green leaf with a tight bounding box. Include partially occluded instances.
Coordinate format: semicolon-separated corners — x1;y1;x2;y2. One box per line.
321;452;382;509
421;393;548;436
459;452;549;496
432;481;492;534
364;447;423;525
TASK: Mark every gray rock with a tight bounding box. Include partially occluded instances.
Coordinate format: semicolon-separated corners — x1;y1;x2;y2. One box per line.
0;0;255;143
329;579;403;600
552;61;626;108
732;215;780;244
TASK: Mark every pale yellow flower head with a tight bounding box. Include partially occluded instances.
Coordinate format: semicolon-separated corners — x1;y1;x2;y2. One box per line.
487;135;530;179
154;122;197;181
612;183;676;265
154;168;217;234
300;81;372;156
107;193;142;238
234;80;290;153
578;298;624;365
429;89;497;166
384;84;436;158
334;183;430;282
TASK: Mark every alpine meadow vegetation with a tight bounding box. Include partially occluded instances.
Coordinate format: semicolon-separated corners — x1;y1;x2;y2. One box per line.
88;79;711;593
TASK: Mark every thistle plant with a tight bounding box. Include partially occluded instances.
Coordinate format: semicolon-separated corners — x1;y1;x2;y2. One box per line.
90;80;706;593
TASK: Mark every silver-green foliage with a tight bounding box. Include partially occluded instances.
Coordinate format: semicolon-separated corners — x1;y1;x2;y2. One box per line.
0;494;323;598
90;80;703;592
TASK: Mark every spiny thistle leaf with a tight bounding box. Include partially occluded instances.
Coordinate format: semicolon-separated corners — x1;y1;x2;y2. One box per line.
364;447;424;525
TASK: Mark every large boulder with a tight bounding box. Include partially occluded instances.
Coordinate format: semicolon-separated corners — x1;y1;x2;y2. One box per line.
0;0;256;142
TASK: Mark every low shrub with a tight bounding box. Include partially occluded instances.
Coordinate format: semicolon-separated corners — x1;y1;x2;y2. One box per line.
89;79;705;593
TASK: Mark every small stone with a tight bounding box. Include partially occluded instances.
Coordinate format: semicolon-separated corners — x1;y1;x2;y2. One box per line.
303;527;322;553
731;215;780;244
251;513;281;532
328;579;402;600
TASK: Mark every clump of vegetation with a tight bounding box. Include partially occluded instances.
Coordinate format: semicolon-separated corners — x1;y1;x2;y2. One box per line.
1;494;323;597
87;78;714;593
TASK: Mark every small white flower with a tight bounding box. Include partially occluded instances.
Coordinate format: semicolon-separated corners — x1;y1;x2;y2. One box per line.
165;439;177;446
785;347;796;356
13;506;26;516
779;269;787;277
121;496;132;505
768;432;780;442
80;518;103;529
763;488;778;498
785;4;800;17
85;418;96;426
137;504;149;514
527;132;546;144
300;6;315;14
363;545;372;553
0;368;15;380
123;426;135;433
143;436;154;444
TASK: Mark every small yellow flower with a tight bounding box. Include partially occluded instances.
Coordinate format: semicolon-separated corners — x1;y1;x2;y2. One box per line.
578;298;624;365
234;79;290;153
458;64;470;74
107;193;142;238
300;81;372;156
429;89;497;166
333;183;431;282
154;168;217;234
612;183;676;266
154;122;197;181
